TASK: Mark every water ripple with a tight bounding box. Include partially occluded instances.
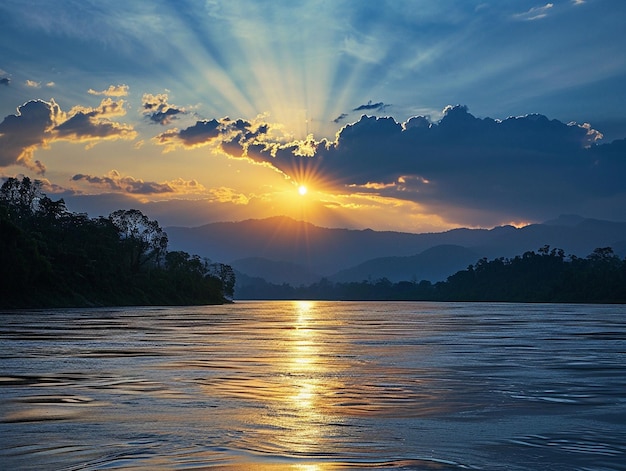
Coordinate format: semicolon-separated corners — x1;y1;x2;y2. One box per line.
1;302;625;470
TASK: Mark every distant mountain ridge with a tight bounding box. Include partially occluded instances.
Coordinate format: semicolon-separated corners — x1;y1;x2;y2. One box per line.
330;245;480;283
229;257;322;286
166;215;626;287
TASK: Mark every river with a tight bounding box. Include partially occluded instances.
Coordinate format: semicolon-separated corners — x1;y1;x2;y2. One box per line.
1;301;625;470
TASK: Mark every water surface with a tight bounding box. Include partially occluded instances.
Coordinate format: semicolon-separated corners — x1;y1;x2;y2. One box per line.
1;301;625;470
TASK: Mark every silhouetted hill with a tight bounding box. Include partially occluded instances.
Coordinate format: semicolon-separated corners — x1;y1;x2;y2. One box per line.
167;216;451;274
543;214;587;226
229;257;322;286
330;245;480;283
166;215;626;284
474;219;626;260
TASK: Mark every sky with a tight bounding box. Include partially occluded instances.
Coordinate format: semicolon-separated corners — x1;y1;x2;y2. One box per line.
1;0;625;233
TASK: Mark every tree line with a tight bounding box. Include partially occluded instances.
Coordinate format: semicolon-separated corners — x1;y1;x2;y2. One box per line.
237;245;626;303
0;177;235;308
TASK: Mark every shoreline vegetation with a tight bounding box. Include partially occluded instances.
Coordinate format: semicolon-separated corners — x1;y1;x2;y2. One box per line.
2;177;625;308
236;245;626;304
1;177;235;309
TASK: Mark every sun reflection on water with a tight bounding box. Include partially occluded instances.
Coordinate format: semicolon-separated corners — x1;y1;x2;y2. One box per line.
281;301;328;452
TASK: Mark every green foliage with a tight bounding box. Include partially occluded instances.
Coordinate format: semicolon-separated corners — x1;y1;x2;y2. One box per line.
0;177;234;308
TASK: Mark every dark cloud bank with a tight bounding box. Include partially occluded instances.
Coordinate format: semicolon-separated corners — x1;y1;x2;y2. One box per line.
161;105;626;225
1;99;625;226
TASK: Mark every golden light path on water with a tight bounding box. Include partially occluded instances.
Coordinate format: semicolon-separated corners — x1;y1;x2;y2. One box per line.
285;302;327;453
261;301;339;460
204;299;457;469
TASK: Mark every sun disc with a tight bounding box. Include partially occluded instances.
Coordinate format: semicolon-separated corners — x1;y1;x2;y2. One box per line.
298;185;307;195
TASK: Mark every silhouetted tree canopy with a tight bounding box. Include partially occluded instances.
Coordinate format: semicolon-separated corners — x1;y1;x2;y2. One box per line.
236;244;626;303
0;177;234;308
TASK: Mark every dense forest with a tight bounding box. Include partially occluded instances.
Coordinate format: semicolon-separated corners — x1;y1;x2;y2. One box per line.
0;177;235;308
237;245;626;303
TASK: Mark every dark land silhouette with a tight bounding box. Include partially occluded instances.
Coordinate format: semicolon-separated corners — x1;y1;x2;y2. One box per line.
0;177;234;308
235;245;626;303
167;215;626;283
2;177;625;307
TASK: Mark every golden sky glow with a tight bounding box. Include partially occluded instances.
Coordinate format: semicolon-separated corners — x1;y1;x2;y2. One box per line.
1;1;625;231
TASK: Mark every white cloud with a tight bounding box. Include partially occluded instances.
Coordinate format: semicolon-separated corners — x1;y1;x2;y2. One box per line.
513;3;554;21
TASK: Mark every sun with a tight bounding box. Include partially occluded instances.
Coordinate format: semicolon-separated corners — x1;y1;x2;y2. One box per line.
298;185;308;196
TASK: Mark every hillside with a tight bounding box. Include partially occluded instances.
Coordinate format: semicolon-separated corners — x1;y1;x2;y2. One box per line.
330;245;480;283
229;257;322;286
166;215;626;287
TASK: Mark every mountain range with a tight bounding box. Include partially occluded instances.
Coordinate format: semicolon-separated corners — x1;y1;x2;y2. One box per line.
166;215;626;289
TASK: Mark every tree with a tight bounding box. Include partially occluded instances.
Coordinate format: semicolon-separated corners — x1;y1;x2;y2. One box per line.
0;176;44;224
208;262;236;299
0;178;231;307
109;209;169;272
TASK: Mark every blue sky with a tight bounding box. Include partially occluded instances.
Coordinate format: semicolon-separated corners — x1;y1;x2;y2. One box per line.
1;0;625;231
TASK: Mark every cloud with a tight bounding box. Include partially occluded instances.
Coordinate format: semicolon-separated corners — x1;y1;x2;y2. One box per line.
54;98;136;144
0;99;60;173
0;98;136;173
352;101;389;112
25;80;41;88
151;104;623;225
153;116;271;154
332;101;390;125
142;93;185;125
513;3;554;21
70;170;207;196
180;105;622;226
342;34;387;63
87;84;129;96
1;77;10;86
207;186;250;205
67;97;128;119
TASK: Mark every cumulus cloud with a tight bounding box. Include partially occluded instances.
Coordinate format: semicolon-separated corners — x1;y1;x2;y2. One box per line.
54;98;135;145
153;116;271;154
142;93;186;125
147;103;626;225
87;84;129;96
0;98;136;173
0;100;60;173
25;80;41;88
167;105;622;225
1;77;10;86
70;170;207;195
